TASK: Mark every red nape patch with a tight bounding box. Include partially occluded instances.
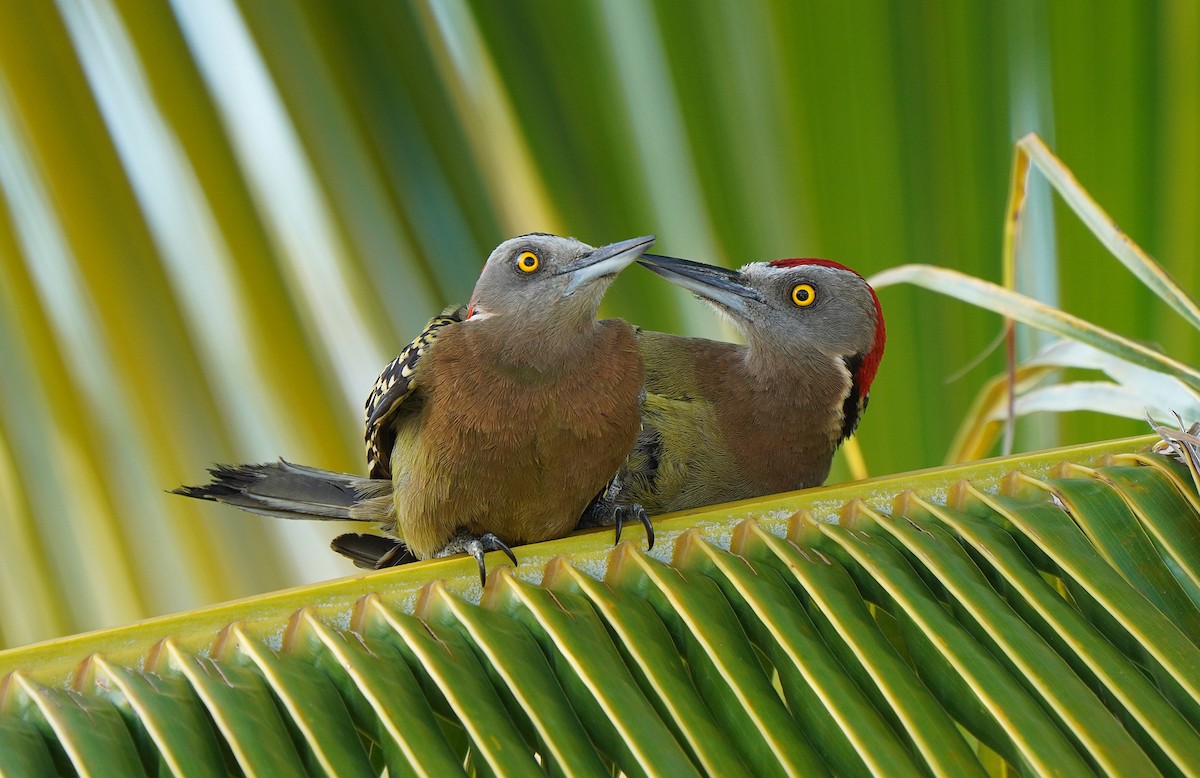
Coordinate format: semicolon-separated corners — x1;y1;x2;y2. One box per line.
769;258;886;396
856;302;886;396
855;281;886;397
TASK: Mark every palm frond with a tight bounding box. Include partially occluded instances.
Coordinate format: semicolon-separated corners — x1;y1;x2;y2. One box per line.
1;2;1195;646
3;434;1198;775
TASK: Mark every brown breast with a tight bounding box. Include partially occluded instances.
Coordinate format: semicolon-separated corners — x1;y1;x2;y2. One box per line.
394;319;644;558
699;347;848;495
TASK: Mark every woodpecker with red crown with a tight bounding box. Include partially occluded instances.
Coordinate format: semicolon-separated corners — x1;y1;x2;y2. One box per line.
606;253;886;515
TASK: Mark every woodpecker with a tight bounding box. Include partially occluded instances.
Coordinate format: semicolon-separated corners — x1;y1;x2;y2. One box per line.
617;253;886;514
175;233;654;584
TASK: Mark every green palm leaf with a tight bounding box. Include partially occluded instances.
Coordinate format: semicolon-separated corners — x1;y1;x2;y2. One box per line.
2;2;1196;649
3;435;1199;775
2;3;1199;773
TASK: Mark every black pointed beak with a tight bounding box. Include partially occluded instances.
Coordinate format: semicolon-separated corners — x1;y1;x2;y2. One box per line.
557;235;656;294
637;254;763;316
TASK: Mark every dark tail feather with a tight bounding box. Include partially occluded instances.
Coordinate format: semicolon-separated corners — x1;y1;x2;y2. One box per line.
173;460;384;522
331;533;418;569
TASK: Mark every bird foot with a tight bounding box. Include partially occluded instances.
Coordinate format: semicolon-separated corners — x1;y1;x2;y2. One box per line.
577;474;654;551
613;503;655;551
434;531;519;587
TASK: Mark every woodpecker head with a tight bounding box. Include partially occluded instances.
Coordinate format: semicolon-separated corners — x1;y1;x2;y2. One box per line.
638;253;885;438
467;233;655;326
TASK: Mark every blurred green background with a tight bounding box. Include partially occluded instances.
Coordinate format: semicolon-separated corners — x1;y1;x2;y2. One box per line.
0;0;1195;646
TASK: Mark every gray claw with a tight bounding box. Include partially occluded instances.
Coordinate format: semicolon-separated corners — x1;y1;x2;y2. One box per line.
613;504;654;551
466;532;519;587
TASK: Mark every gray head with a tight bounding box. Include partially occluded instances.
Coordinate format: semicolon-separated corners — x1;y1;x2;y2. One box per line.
467;233;654;327
638;254;886;391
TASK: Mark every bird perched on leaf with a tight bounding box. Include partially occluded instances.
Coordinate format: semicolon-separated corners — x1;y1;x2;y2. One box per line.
175;233;655;584
612;253;885;515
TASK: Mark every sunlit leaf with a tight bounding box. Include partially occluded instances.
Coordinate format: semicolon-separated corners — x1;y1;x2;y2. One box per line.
2;435;1198;774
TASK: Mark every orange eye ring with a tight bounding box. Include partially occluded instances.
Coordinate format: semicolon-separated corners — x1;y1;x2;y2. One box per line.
517;251;540;273
791;283;815;307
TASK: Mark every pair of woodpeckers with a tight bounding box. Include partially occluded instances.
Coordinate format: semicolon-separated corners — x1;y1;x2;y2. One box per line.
176;234;886;584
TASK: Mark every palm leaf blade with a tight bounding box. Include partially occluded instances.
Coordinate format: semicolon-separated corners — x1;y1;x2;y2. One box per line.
542;559;752;777
810;519;1093;774
418;589;610;777
361;601;542;777
688;536;933;776
607;548;827;776
290;613;465;777
1046;471;1200;639
735;525;988;777
975;488;1200;730
162;649;310;775
229;628;375;776
8;676;146;776
0;716;57;777
3;435;1200;775
916;498;1200;774
872;508;1158;774
489;576;700;777
1101;462;1200;609
87;659;228;778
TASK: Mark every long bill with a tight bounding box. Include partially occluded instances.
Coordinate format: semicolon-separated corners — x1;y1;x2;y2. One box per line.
559;235;656;294
637;253;763;317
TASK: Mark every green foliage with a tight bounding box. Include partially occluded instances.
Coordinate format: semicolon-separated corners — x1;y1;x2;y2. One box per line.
0;2;1195;646
2;436;1198;775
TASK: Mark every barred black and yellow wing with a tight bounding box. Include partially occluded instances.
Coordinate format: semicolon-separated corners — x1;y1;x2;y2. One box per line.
364;305;467;479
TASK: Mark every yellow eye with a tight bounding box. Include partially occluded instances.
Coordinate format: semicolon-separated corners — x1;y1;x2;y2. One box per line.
517;251;540;273
791;283;816;307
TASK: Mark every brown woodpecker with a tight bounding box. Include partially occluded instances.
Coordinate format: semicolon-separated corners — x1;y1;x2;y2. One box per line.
175;233;654;584
616;253;886;514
